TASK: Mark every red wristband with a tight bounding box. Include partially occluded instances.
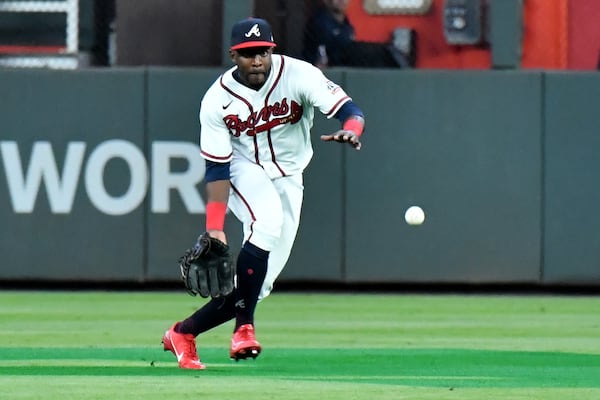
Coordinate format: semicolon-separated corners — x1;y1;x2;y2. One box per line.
343;118;364;137
205;202;227;231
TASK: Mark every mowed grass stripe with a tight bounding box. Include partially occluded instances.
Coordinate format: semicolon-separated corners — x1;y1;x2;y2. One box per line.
1;292;599;352
0;347;599;388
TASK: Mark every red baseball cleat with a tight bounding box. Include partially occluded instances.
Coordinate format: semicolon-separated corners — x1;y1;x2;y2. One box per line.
162;323;206;369
230;324;262;360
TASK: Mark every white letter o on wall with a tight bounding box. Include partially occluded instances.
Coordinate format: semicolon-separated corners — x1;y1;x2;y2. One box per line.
84;139;148;215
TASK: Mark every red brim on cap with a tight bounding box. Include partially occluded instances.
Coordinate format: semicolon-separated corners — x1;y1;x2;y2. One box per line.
230;41;277;50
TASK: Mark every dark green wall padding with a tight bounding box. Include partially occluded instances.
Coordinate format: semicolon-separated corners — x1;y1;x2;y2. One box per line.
0;68;598;285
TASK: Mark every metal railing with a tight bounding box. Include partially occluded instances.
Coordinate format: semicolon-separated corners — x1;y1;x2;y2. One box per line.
0;0;79;68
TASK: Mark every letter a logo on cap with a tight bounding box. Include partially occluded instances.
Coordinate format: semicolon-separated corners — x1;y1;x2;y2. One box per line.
230;18;276;50
245;24;261;38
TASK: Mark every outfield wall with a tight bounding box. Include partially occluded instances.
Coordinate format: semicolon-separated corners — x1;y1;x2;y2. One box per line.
0;68;599;286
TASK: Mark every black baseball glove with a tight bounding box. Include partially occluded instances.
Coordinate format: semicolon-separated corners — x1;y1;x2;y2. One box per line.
179;232;234;298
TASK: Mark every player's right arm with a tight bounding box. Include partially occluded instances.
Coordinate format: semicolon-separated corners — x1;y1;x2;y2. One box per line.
204;162;230;244
199;84;234;244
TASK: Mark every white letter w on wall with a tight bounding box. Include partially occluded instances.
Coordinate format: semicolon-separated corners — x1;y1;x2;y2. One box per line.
1;141;85;213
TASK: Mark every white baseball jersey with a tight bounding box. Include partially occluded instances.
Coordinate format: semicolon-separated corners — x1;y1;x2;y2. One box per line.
199;54;352;178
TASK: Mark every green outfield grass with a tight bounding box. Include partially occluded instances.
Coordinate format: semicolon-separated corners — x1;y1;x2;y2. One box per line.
0;290;599;399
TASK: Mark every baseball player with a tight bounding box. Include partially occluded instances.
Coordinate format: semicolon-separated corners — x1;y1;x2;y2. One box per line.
162;17;365;369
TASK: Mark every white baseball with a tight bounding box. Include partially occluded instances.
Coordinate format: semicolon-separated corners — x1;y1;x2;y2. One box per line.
404;206;425;225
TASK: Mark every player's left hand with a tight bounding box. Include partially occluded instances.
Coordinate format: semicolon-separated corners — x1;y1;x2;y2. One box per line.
320;130;362;150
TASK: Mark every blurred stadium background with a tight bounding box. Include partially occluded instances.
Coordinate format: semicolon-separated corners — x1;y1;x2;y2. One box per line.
0;0;599;70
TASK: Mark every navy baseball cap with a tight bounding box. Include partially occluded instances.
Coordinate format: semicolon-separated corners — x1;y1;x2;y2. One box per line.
230;17;276;50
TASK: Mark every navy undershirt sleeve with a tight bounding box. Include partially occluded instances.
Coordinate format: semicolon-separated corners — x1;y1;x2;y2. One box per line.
334;100;364;123
205;160;231;182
